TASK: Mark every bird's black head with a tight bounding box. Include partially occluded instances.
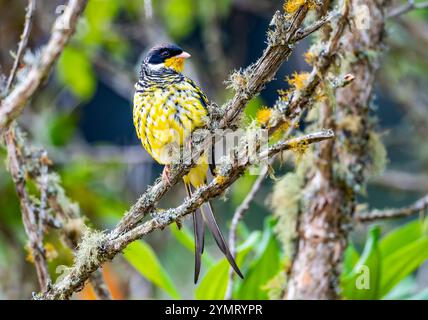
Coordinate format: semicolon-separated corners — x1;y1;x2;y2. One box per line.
143;44;191;73
146;44;184;64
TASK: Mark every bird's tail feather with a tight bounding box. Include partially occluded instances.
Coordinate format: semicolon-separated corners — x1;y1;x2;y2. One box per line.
200;201;244;280
184;183;205;283
184;183;243;283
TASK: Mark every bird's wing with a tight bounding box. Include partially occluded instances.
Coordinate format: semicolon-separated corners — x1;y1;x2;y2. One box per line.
182;77;209;110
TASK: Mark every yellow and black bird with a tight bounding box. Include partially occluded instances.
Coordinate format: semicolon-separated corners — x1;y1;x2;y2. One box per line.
133;44;243;283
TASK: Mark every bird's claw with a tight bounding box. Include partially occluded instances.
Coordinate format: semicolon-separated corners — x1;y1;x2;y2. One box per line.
162;165;172;186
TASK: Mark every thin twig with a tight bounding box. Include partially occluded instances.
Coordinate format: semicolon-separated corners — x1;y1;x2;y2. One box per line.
0;0;88;131
388;0;428;18
3;0;50;292
5;124;51;292
294;10;339;41
356;195;428;222
89;270;113;300
372;170;428;193
224;164;269;300
143;0;153;19
38;150;49;232
5;0;36;95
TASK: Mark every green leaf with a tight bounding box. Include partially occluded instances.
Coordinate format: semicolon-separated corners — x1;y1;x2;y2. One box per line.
169;224;214;267
197;0;232;21
244;97;264;119
48;113;77;146
82;0;120;45
380;219;427;257
57;47;96;100
235;219;281;299
161;0;196;40
122;0;142;17
341;226;381;300
195;232;260;300
123;240;181;299
342;243;360;276
231;173;257;206
379;236;428;298
80;0;129;57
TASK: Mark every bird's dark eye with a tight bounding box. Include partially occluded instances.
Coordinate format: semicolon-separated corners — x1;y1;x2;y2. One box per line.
160;50;169;57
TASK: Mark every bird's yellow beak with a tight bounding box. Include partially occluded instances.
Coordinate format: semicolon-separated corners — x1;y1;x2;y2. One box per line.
164;51;191;72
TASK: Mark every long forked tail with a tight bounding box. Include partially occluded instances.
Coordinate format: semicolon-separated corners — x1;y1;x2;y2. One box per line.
184;183;205;283
201;201;244;279
185;183;243;283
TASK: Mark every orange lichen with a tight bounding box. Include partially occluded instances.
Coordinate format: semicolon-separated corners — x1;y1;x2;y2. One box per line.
26;242;58;263
304;50;315;65
280;120;291;132
271;120;291;142
283;0;317;14
314;90;326;102
307;1;317;10
283;0;305;14
44;242;58;261
256;107;273;127
25;245;34;263
287;72;310;91
278;89;291;101
215;175;227;185
289;139;309;162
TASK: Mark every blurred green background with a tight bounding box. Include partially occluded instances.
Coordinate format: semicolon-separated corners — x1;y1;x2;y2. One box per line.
1;0;428;299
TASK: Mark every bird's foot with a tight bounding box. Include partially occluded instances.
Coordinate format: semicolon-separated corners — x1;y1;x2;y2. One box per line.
162;165;172;186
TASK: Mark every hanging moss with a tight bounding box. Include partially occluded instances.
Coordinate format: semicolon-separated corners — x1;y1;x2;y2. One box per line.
367;131;388;177
263;270;287;300
74;227;106;271
226;69;248;93
270;156;310;258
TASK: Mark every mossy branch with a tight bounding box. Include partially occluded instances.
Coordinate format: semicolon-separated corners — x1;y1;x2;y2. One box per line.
0;0;88;131
356;195;428;222
5;124;51;292
387;0;428;18
4;0;36;95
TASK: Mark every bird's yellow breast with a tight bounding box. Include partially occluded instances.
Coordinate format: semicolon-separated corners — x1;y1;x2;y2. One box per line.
133;81;208;165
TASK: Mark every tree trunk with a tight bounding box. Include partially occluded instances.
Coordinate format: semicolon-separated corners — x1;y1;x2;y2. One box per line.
286;0;389;300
